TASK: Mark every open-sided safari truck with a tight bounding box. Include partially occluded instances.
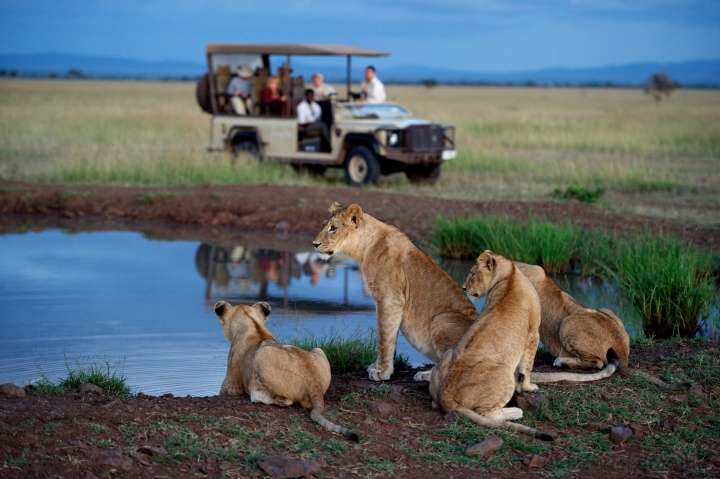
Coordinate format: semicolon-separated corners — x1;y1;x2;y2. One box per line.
196;43;456;186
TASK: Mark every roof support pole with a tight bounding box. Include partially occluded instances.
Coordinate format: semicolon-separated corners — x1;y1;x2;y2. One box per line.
346;55;351;101
286;53;291;117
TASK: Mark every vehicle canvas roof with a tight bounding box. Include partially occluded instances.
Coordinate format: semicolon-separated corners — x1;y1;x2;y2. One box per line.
205;43;390;57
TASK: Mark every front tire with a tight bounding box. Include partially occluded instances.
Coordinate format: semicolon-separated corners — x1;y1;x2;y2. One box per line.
344;145;381;186
405;163;441;185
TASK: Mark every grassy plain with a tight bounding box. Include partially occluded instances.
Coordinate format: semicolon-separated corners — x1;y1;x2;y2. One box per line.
1;79;719;224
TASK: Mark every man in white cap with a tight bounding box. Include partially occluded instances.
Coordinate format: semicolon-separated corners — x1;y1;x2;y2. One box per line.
227;64;253;115
311;73;336;100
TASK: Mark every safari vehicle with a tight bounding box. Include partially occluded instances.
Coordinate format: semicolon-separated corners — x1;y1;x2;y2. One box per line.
195;43;456;186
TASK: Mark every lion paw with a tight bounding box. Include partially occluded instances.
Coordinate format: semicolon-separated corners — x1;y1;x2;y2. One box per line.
502;407;524;421
367;366;392;381
413;370;432;382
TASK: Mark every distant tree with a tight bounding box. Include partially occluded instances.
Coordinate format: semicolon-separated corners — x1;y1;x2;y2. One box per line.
421;78;438;88
9;70;17;78
65;69;84;79
644;72;678;101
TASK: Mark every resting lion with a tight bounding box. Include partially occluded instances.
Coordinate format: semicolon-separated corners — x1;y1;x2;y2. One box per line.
516;262;690;389
429;251;554;440
312;202;478;381
214;300;358;440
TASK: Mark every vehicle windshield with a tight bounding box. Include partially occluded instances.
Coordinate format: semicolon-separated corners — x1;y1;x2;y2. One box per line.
340;103;410;119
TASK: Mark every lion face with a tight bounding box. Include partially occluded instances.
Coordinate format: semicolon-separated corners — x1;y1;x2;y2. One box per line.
312;202;363;260
214;301;271;341
462;250;498;300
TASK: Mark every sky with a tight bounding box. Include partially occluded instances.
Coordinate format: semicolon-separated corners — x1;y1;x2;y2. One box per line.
1;0;719;73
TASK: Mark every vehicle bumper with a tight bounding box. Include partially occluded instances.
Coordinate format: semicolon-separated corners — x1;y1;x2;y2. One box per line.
442;149;457;161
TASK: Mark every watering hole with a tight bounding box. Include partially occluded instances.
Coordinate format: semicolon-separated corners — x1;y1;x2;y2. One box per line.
0;224;681;396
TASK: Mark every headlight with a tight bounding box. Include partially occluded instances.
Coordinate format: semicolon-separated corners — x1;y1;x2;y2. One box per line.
388;132;399;147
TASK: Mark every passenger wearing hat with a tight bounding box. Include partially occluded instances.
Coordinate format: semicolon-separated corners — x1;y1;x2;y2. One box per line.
227;64;254;115
311;73;336;100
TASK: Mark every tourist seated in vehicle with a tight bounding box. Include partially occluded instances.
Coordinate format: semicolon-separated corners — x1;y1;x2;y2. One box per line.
226;64;254;115
359;65;386;103
297;89;330;152
261;76;287;115
311;73;336;100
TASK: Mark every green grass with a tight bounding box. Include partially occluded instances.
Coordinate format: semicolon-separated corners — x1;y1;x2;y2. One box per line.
32;352;132;396
290;327;411;375
431;216;720;338
602;233;718;339
431;216;581;274
1;80;718;225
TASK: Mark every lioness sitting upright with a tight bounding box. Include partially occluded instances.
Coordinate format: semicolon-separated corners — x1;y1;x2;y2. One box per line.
516;263;690;389
214;301;358;440
313;203;478;381
429;251;554;440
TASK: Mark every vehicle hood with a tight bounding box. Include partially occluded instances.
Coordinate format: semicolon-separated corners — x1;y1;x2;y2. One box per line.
337;117;432;129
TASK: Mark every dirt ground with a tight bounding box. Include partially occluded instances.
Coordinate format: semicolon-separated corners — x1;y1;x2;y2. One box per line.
1;342;718;479
1;181;719;478
1;181;719;252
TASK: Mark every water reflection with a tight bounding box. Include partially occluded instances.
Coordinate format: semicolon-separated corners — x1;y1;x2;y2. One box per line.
0;227;715;398
195;243;373;312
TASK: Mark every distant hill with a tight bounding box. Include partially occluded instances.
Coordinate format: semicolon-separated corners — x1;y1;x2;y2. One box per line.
1;52;718;87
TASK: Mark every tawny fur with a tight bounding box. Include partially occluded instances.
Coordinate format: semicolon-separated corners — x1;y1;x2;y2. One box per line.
428;251;554;440
516;262;690;389
313;202;477;381
215;301;358;440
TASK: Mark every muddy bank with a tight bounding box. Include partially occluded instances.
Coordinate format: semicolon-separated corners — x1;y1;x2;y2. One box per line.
2;181;719;252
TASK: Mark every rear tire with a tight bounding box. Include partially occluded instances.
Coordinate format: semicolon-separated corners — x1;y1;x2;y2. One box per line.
344;145;381;186
405;163;441;185
231;140;260;165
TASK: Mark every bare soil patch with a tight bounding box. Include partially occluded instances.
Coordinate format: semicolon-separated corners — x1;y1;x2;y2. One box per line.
1;181;719;252
1;341;718;479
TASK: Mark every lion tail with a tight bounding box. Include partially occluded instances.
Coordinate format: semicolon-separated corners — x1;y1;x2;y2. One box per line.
530;348;619;384
454;406;555;441
616;363;692;390
309;397;359;441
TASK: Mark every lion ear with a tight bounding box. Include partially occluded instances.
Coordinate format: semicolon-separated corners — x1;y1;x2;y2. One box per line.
329;202;343;214
214;301;229;317
343;204;363;227
253;302;271;320
479;251;495;272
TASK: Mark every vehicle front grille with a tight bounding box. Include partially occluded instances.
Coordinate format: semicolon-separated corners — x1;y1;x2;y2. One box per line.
408;125;443;151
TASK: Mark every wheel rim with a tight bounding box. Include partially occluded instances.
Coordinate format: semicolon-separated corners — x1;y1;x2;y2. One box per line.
348;154;368;183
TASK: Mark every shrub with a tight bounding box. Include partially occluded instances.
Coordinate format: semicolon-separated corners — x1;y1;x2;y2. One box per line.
552;186;605;203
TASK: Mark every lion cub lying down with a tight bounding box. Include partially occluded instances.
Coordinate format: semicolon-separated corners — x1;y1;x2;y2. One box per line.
516;263;690;390
214;301;358;441
429;251;554;440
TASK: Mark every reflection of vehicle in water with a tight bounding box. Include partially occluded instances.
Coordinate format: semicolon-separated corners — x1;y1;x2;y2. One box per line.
194;243;373;311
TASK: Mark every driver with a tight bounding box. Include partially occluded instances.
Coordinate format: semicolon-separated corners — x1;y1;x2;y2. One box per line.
297;89;330;151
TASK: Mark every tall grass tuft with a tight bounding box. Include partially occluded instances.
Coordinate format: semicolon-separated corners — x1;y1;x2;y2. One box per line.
602;234;718;339
33;353;131;396
290;327;410;375
432;216;581;274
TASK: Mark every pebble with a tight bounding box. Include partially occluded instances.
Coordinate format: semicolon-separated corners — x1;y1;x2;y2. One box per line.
610;426;633;444
465;436;504;457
